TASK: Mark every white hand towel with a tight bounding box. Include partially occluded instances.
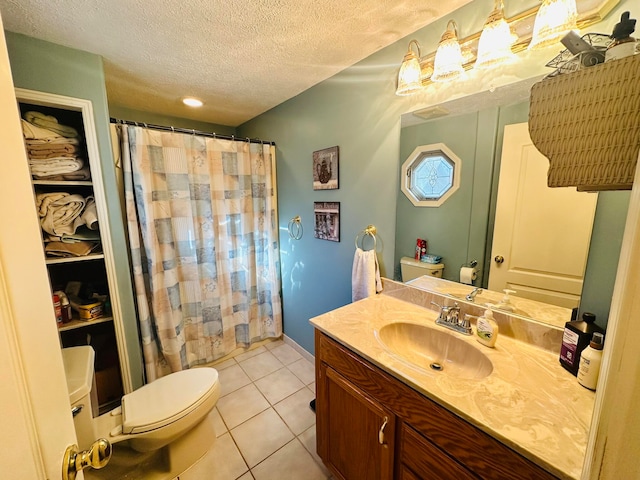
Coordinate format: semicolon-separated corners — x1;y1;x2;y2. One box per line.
352;247;383;302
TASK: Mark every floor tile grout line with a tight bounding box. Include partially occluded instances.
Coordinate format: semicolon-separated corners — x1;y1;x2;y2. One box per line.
206;339;330;479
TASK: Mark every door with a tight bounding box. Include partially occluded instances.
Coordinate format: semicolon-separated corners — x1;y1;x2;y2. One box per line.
489;122;598;308
317;364;395;480
0;16;79;479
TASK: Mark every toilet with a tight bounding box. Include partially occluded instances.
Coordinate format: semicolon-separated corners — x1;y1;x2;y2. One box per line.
62;346;220;476
400;256;444;282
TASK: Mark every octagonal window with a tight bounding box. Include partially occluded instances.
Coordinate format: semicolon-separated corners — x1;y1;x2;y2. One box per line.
401;143;461;207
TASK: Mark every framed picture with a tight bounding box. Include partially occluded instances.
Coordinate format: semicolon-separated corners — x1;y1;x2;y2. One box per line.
313;146;339;190
314;202;340;242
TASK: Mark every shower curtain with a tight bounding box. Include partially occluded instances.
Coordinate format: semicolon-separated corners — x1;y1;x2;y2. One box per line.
117;125;282;381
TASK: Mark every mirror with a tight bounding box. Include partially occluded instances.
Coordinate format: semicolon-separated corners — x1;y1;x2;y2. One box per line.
394;79;630;329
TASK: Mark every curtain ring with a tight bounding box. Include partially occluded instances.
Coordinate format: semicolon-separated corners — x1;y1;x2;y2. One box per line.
171;126;175;132
288;215;303;240
143;122;148;128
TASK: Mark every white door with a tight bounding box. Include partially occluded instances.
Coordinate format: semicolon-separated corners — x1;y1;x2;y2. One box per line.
0;16;80;480
488;122;598;308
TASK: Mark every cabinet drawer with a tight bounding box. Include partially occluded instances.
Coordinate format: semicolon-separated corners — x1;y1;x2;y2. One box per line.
400;422;478;480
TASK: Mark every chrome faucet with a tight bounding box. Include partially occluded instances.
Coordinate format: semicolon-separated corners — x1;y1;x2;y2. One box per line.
465;287;484;302
431;301;472;335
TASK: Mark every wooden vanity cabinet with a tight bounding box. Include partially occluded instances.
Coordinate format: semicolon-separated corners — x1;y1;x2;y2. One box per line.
315;330;558;480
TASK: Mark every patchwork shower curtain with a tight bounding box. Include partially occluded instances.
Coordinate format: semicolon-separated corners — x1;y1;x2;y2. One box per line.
117;125;282;381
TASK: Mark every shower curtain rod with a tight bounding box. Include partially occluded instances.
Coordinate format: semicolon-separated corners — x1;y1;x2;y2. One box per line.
110;118;275;146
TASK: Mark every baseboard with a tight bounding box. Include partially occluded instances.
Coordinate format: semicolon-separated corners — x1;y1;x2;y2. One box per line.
283;334;315;364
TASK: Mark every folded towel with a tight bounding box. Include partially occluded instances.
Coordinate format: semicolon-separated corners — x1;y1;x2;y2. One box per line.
36;192;86;236
28;157;84;178
40;165;91;182
48;225;101;243
21;119;63;141
352;247;383;302
24;111;79;138
25;136;80;146
27;144;79;158
45;240;100;257
81;196;99;230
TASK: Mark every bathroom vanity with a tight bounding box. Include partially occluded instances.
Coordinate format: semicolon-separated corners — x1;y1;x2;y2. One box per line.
311;280;594;480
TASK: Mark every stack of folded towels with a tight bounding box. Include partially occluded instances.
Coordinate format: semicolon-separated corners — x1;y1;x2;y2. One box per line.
36;193;101;258
21;111;90;180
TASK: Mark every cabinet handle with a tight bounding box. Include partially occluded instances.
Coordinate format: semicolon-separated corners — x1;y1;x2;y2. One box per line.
378;416;389;445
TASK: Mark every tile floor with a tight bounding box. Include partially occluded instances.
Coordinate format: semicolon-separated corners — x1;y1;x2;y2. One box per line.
179;340;331;480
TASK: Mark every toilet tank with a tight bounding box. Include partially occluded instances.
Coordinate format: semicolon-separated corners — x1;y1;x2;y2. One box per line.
400;257;444;282
62;346;99;450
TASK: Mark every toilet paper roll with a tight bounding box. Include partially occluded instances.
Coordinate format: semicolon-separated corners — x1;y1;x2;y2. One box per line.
460;266;477;285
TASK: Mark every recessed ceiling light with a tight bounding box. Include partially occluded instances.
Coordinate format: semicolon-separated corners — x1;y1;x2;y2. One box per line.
182;97;203;108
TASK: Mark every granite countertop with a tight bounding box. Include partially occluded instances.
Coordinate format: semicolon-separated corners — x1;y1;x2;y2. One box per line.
310;292;594;480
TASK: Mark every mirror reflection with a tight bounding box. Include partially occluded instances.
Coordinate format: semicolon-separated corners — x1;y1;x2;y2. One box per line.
394;79;630;329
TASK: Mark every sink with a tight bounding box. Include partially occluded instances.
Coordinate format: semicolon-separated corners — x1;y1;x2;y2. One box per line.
376;322;493;380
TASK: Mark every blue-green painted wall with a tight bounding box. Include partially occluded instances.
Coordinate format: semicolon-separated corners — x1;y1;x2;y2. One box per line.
239;1;632;352
5;32;144;388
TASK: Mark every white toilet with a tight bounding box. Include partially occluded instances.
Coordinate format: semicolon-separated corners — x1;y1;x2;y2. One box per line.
62;346;220;476
400;256;445;281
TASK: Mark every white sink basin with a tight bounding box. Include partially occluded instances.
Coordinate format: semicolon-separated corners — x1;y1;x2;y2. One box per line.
376;322;493;380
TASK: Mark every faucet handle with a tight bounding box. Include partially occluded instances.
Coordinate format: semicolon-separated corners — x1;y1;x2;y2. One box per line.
459;314;475;334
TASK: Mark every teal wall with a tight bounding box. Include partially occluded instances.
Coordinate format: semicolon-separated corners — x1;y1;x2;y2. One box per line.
238;45;405;354
5;32;144;388
238;1;631;352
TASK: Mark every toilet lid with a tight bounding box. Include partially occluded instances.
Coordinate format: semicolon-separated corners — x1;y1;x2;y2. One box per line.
122;367;218;435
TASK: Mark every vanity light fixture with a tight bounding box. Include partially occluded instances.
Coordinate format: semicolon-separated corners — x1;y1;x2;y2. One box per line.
396;40;423;96
182;97;204;107
475;0;518;69
431;20;465;83
528;0;578;50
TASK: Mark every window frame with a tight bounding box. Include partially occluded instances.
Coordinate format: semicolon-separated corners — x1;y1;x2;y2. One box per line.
400;143;461;207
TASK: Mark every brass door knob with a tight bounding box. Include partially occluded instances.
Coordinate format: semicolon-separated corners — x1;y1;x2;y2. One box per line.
63;438;112;480
494;255;505;264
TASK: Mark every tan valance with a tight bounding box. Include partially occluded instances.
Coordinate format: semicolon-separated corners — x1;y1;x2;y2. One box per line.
529;54;640;191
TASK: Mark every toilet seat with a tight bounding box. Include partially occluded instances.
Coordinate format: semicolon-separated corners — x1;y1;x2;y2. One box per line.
121;368;219;435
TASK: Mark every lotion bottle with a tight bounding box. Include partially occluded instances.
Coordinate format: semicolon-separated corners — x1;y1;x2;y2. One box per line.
577;332;605;390
476;305;498;348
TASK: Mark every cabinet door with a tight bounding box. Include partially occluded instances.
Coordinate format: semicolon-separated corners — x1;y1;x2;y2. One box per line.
317;364;395;480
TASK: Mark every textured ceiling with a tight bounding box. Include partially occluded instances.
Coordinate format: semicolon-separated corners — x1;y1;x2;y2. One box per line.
0;0;470;126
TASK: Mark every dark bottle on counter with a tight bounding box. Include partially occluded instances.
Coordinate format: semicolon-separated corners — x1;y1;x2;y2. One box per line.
560;312;605;376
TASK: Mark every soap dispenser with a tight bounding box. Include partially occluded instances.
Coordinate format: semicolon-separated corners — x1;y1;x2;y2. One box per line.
495;289;516;312
476;305;498;348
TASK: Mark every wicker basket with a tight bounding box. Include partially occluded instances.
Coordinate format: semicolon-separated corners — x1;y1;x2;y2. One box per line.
529;54;640;191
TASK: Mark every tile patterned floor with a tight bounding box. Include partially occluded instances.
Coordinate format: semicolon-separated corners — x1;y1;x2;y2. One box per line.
179;340;331;480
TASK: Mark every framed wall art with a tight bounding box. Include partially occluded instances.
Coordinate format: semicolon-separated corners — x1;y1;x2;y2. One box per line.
313;146;339;190
314;201;340;242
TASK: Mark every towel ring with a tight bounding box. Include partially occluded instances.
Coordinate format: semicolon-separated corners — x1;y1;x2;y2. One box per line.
288;215;303;240
355;225;377;251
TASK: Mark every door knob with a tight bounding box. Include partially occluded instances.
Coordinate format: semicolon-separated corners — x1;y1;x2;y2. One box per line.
63;438;112;480
494;255;505;264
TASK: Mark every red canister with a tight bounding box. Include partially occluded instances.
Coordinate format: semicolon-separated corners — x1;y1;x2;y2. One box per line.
53;294;63;326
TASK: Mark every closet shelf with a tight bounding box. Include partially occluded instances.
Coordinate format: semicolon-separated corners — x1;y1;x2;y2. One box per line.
32;180;92;186
45;253;104;265
57;315;113;332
